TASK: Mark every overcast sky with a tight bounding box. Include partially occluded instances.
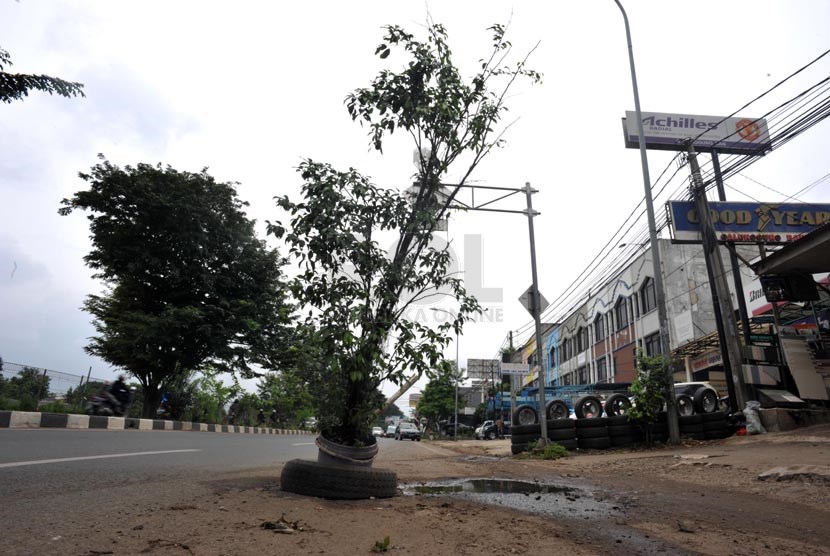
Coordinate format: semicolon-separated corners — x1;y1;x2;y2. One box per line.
2;1;829;409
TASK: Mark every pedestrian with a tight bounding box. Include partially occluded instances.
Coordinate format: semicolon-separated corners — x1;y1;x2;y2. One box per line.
495;415;504;439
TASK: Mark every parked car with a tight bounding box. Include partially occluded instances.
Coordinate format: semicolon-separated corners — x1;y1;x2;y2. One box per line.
394;421;422;441
372;426;384;437
385;424;397;437
474;420;493;440
440;419;473;437
475;420;510;440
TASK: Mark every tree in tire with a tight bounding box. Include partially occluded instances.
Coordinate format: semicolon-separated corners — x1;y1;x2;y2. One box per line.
281;459;398;499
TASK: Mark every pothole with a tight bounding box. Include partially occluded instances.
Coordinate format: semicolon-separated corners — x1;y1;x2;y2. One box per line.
401;478;622;518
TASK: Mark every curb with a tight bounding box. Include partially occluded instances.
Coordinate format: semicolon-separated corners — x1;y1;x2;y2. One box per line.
0;410;313;436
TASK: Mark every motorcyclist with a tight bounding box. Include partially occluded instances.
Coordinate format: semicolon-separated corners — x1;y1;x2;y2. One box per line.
256;408;265;426
108;375;131;415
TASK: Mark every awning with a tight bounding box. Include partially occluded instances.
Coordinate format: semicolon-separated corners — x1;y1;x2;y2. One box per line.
752;222;830;275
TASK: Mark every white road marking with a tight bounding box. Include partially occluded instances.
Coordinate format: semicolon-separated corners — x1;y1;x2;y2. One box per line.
0;449;202;469
292;442;315;446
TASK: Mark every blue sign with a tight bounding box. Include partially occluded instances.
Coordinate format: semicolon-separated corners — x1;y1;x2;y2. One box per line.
668;201;830;244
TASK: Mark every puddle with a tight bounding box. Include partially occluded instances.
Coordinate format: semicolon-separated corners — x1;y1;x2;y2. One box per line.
402;478;622;519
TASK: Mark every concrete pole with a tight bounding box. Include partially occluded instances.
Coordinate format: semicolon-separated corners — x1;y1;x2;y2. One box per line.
524;182;548;445
614;0;679;444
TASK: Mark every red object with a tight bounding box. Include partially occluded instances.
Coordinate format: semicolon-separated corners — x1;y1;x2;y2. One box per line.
736;426;747;436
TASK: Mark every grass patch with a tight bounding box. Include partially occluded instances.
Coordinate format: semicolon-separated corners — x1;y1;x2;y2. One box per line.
515;439;570;460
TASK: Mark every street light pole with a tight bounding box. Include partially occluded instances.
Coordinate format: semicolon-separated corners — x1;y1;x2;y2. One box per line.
613;0;680;445
431;307;460;440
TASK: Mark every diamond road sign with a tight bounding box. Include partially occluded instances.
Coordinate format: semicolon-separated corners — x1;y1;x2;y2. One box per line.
518;285;549;315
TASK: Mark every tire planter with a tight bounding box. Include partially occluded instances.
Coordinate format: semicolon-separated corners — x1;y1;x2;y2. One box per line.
316;435;378;467
575;417;608;428
545;399;570;420
512;423;541;436
578;436;612;450
603;393;632;417
513;405;538;426
574;395;603;419
576;426;609;439
693;388;719;414
280;459;398;500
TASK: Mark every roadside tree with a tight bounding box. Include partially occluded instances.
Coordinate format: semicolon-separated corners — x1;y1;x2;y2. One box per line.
270;21;539;448
416;360;457;429
257;370;314;428
1;47;84;104
59;159;296;418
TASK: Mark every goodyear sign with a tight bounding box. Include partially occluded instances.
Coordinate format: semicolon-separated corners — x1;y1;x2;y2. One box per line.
624;111;770;155
669;201;830;244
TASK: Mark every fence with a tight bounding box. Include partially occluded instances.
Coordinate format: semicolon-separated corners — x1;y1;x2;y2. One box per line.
0;361;111;403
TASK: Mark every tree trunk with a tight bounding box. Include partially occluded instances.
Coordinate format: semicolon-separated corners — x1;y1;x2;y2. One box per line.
141;384;163;419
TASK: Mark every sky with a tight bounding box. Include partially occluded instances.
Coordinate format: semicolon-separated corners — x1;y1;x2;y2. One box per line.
2;1;830;411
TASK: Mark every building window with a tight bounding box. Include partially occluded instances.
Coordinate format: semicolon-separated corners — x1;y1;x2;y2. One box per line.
615;296;629;330
596;356;608;383
594;314;605;342
576;327;584;352
550;346;557;367
577;366;588;384
581;327;589;351
641;277;657;314
645;332;662;356
632;292;640;318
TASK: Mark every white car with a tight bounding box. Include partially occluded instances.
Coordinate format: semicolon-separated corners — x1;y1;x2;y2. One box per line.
372;426;384;437
385;425;397;437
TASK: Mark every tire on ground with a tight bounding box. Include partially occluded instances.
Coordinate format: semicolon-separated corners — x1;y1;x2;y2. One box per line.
702;420;728;431
607;424;639;437
512;423;541;436
576;426;609;439
704;429;732;440
511;433;543;445
280;459;398;500
678;414;703;426
701;411;728;423
513;405;538;426
610;435;639;447
574;395;603;419
548;428;577;441
546;418;576;431
577;436;612;450
606;415;630;426
575;417;608;428
552;438;578;450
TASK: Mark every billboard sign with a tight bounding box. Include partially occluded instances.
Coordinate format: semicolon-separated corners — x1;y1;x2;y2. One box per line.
668;201;830;244
624;111;770;155
466;358;500;380
500;362;530;376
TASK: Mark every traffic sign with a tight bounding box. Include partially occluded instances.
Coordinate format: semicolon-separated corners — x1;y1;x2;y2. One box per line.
518;285;549;315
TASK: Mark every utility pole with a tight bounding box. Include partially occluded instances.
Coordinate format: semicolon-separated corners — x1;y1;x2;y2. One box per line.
525;183;548;445
686;143;747;410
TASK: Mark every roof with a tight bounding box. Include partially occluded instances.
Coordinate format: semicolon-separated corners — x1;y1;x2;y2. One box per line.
752;221;830;275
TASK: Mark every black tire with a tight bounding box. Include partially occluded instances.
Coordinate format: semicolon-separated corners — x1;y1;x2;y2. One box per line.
511;443;532;455
702;420;728;432
700;410;728;423
679;423;704;434
511;433;542;445
678;414;703;426
610;435;639;447
604;394;632;417
551;439;578;451
681;431;705;440
486;430;497;440
607;424;639;437
574;395;603;419
704;429;732;440
280;459;398;500
693;388;719;414
512;423;541;436
548;428;577;441
606;415;630;426
652;422;669;434
576;426;609;439
545;400;570;420
546;419;576;431
578;436;612;450
575;417;608;428
513;405;538;426
675;394;695;416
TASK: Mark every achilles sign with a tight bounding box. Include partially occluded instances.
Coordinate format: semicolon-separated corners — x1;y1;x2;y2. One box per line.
623;111;770;155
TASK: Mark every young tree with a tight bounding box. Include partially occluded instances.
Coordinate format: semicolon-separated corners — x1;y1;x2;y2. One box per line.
59;158;296;417
628;350;670;445
1;47;84;103
270;22;539;446
257;370;314;428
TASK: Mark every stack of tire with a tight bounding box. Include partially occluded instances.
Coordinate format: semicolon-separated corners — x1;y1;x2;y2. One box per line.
701;411;730;440
575;417;611;450
510;419;577;455
606;414;643;447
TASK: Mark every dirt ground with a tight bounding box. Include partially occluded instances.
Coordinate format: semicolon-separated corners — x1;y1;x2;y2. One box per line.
18;424;830;556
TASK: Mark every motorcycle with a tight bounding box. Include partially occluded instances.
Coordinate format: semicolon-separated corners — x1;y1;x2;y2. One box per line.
85;393;127;417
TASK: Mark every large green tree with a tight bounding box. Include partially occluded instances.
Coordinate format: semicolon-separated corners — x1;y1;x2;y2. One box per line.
1;47;84;103
257;370;315;428
270;22;539;446
59;158;296;417
416;360;458;427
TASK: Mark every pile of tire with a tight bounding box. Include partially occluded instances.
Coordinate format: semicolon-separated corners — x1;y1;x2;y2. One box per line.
701;411;731;440
510;419;577;455
605;415;644;448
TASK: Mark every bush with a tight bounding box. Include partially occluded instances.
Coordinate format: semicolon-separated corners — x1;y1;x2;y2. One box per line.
0;396;21;411
516;440;570;460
